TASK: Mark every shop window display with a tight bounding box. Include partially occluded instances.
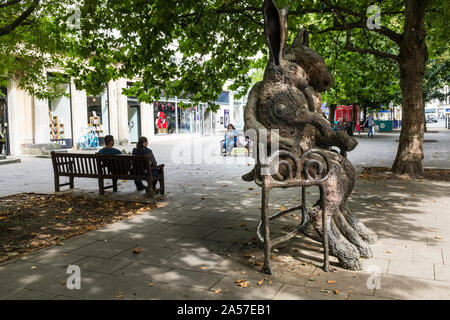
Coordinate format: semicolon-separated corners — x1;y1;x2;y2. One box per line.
154;101;176;134
0;87;8;155
87;88;110;146
177;105;192;133
48;81;73;149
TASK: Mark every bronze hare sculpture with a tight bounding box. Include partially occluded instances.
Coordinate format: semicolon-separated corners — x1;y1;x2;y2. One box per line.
243;0;377;271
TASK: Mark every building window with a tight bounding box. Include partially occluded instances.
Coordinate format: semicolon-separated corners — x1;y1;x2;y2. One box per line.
154;101;176;134
87;87;110;145
48;77;73;149
0;87;8;155
217;91;230;104
177;105;192;134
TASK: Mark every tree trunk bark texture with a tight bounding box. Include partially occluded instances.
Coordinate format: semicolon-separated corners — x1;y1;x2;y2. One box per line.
391;0;429;178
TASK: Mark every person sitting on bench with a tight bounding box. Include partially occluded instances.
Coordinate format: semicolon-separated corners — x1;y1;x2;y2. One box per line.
132;136;158;191
223;124;238;156
99;135;121;155
98;135;126;174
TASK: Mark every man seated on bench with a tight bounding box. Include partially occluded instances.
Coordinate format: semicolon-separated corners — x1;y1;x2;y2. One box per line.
132;136;159;192
99;135;128;175
99;135;122;155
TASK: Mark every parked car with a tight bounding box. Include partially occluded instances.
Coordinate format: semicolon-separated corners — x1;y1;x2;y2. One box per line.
426;117;438;123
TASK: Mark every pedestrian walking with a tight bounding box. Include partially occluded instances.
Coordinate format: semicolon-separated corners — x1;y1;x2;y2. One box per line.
363;114;375;138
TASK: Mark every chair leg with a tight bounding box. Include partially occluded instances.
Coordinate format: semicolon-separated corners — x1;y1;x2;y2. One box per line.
159;179;165;194
320;186;330;272
145;179;153;197
99;178;105;195
159;168;165;194
113;179;118;192
70;177;74;189
261;182;273;275
54;175;60;192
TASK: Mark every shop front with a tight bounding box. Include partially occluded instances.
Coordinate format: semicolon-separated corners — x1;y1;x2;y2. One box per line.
0;87;9;155
48;80;73;149
128;101;141;144
153;100;207;135
86;87;110;146
154;101;177;134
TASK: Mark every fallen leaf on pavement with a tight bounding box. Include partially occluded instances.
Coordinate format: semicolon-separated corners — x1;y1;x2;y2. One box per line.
327;280;336;284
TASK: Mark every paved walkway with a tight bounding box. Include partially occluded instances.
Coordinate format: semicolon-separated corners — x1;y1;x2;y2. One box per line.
0;130;449;300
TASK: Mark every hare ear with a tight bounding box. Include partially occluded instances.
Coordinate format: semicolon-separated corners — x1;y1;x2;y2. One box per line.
292;29;309;49
264;0;288;66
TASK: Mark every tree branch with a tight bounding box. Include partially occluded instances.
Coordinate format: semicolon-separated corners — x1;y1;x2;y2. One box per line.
0;0;22;8
345;30;399;61
0;0;40;37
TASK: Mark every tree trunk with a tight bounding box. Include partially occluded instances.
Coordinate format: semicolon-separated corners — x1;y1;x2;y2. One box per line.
328;103;337;125
391;0;429;178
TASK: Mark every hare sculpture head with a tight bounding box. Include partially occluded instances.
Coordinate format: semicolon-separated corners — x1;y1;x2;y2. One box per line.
263;0;334;93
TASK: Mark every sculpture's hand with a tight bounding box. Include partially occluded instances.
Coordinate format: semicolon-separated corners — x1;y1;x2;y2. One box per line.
334;131;358;152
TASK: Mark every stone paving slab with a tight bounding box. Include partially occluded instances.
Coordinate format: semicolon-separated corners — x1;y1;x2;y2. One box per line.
71;257;132;275
112;246;180;266
70;240;137;259
387;260;435;280
374;274;450;299
204;229;256;243
274;284;350;300
159;225;218;239
211;276;283;300
111;262;171;281
156;269;224;290
412;246;444;264
23;270;157;300
209;257;272;281
109;232;182;247
0;260;64;288
19;251;86;268
167;237;234;253
433;264;450;282
0;285;58;300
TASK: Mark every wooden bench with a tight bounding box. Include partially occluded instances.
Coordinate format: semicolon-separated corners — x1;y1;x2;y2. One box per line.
51;151;165;197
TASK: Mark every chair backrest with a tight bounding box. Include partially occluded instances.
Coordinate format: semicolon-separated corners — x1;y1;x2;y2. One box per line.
97;154;150;180
51;152;98;177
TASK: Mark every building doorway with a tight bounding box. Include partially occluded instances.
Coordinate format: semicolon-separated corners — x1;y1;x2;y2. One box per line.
128;105;141;143
0;87;9;155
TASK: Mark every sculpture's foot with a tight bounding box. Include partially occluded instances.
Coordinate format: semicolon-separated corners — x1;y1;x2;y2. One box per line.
308;205;377;270
261;264;273;275
242;166;256;182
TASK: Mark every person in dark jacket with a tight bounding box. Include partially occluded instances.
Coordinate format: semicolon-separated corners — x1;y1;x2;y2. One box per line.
132;136;158;191
99;135;122;155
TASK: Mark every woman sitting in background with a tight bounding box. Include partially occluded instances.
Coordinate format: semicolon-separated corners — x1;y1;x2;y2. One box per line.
132;136;158;191
223;124;238;156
